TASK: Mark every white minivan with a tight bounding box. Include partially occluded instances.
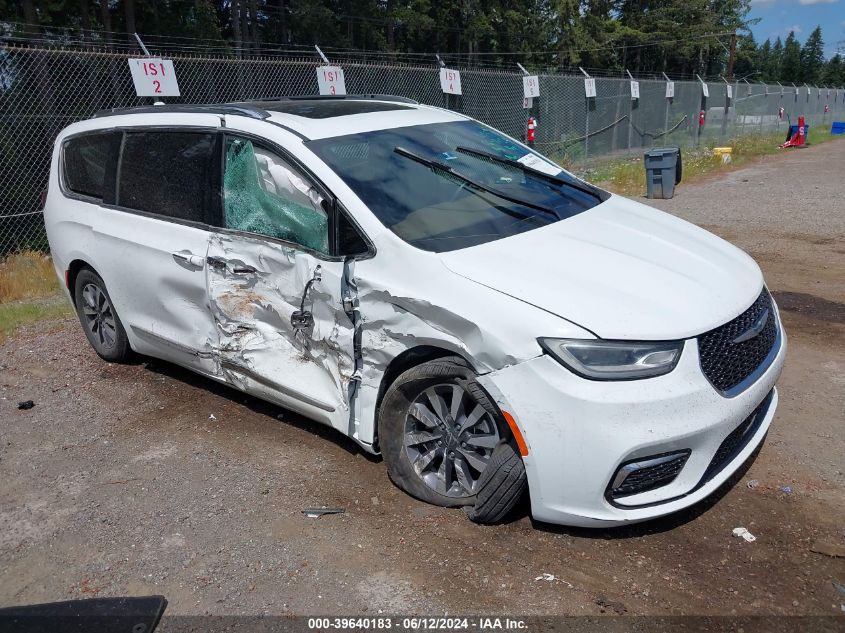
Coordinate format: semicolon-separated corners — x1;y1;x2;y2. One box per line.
45;95;785;526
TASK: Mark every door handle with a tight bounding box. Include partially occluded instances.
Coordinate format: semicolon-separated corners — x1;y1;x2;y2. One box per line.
172;251;205;267
231;264;257;274
205;256;256;275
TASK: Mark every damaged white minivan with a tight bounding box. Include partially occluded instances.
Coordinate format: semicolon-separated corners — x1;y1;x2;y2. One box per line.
45;95;785;526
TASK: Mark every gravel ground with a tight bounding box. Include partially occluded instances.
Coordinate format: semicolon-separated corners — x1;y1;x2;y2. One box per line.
1;140;844;617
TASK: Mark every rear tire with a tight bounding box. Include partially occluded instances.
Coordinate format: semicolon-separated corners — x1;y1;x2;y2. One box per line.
73;268;131;363
378;356;527;523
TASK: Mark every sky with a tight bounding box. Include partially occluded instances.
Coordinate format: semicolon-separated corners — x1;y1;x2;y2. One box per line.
748;0;845;58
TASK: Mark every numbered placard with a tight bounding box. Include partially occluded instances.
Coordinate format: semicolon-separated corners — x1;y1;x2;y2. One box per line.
317;66;346;96
727;84;733;99
665;81;675;99
701;83;709;98
523;75;540;99
128;58;180;97
584;77;596;98
522;97;534;109
630;80;639;100
439;68;462;95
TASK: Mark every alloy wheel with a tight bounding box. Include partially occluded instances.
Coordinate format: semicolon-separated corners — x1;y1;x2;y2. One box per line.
81;283;117;350
403;383;500;497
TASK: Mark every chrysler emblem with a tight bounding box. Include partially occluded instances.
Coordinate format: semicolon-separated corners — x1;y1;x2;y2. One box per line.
733;309;769;344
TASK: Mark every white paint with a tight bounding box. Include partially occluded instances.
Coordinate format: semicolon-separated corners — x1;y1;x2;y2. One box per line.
127;58;180;97
439;195;765;340
316;65;346;96
44;99;787;527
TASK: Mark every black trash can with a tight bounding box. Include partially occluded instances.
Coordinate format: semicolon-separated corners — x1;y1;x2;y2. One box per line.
644;147;682;199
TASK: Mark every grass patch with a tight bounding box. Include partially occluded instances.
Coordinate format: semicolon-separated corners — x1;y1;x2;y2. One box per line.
0;251;69;343
581;128;843;197
0;250;62;303
0;297;73;343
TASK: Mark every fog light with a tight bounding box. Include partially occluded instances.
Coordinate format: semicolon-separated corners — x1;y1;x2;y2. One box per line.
608;450;691;499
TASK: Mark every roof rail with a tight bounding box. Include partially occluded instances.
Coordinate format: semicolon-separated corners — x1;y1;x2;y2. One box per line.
93;103;271;120
261;94;420;105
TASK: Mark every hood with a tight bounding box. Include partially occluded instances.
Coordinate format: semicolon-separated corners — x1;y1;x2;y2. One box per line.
439;195;763;340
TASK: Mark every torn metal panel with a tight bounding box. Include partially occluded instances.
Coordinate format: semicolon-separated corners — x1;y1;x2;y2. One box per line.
206;232;355;431
349;242;592;449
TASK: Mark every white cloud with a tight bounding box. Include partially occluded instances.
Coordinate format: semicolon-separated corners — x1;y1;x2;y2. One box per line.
786;24;803;34
752;0;777;5
797;0;838;5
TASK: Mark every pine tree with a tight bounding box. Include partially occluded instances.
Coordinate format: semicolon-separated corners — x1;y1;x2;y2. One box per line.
800;26;824;83
821;54;844;87
758;39;772;81
780;31;802;83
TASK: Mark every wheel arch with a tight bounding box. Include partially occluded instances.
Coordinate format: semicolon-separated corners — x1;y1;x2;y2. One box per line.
372;345;478;451
66;258;95;306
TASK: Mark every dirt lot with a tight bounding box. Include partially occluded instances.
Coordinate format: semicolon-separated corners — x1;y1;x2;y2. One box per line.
1;140;844;617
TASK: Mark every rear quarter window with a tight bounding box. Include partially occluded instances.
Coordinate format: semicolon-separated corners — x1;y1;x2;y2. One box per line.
63;132;120;200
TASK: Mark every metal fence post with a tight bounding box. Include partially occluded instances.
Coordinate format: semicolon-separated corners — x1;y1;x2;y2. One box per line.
662;72;671;143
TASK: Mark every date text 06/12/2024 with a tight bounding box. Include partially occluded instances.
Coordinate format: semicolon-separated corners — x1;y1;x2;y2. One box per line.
307;618;529;630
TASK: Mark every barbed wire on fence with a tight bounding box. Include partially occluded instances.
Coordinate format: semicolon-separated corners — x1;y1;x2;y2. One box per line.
1;42;844;256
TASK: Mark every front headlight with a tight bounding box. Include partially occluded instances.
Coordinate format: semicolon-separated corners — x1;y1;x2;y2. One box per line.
538;338;684;380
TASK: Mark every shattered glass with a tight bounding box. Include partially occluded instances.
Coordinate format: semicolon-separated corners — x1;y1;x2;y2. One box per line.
224;139;329;254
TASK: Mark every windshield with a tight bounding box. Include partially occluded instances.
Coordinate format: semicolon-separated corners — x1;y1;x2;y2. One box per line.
308;120;605;252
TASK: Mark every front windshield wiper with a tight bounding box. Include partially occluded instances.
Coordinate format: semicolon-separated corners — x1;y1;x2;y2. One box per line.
454;146;605;201
393;146;560;220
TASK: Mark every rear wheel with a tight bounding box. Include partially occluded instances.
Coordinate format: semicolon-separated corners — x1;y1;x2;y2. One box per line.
73;268;131;362
379;356;526;522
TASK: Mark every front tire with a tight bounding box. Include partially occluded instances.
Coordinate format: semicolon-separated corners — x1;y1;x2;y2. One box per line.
73;268;131;363
378;356;526;523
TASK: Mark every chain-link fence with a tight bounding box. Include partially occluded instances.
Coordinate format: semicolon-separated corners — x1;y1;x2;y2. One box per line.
2;42;844;256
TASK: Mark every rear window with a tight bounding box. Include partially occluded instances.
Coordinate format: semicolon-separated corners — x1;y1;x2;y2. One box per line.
63;132;120;200
117;131;216;223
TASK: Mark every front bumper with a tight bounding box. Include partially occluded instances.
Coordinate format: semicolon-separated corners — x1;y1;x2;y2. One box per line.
479;327;786;527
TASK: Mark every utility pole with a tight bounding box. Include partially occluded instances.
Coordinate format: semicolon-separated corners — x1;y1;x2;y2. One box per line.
727;30;737;81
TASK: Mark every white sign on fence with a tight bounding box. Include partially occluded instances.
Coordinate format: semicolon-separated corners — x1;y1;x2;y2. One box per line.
440;68;462;95
665;81;675;98
523;75;540;99
701;83;709;98
317;66;346;95
128;58;180;97
727;84;733;99
630;80;639;100
584;77;596;98
523;97;534;109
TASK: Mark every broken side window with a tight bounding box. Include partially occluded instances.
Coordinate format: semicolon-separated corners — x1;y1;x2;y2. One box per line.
223;137;329;255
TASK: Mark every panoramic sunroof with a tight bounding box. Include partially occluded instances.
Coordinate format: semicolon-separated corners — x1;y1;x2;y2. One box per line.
256;99;413;119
